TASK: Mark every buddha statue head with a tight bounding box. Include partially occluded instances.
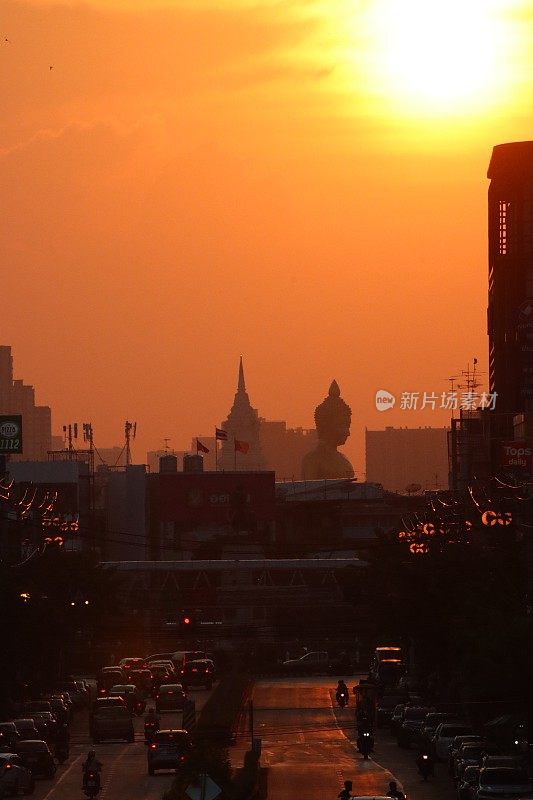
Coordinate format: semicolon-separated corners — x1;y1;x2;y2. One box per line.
314;380;352;448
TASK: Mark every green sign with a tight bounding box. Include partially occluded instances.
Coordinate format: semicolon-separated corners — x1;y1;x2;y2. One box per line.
0;415;23;454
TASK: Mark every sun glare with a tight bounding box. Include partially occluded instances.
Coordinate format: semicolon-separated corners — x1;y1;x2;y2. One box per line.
358;0;512;116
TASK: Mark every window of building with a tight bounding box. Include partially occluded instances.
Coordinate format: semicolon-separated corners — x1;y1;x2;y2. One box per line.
499;200;510;255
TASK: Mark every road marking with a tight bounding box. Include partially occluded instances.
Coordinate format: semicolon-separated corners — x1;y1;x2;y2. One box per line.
41;754;83;800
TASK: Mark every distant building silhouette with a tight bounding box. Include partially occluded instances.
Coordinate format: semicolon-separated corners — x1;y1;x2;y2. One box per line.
488;141;533;417
366;426;449;493
0;345;52;460
218;358;266;471
259;419;317;481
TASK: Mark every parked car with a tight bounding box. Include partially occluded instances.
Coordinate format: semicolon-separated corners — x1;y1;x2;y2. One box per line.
156;684;187;712
28;713;57;743
481;755;525;770
180;660;215;690
476;768;532;800
377;694;406;728
147;729;193;775
457;765;480;800
21;702;53;717
449;736;484;774
456;743;501;781
420;713;458;748
90;706;134;744
15;740;56;778
433;723;474;760
389;705;406;736
397;706;433;747
41;697;69;726
0;752;35;795
54;682;86;709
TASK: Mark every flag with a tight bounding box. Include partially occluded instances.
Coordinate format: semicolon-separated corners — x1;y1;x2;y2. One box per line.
215;428;228;441
196;439;209;454
234;438;249;454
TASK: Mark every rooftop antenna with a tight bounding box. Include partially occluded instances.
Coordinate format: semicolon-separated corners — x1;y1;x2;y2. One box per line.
163;438;171;453
447;376;458;419
457;359;485;411
125;420;137;466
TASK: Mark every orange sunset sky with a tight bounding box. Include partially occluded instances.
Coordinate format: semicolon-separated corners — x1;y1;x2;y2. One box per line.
2;0;533;476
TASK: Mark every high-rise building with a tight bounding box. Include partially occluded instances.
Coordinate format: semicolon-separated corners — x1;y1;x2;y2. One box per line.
488;142;533;418
365;426;449;493
0;345;52;460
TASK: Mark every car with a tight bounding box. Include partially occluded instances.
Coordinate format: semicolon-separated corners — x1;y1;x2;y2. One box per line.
147;729;193;775
481;755;525;770
55;682;85;709
149;661;179;680
144;653;175;666
126;669;153;694
107;685;139;713
28;713;57;742
21;702;53;716
420;712;459;748
156;684;187;712
12;721;39;741
389;705;406;736
0;724;21;752
96;668;126;696
433;723;473;760
171;651;207;669
119;658;145;670
179;660;215;690
0;752;35;795
50;692;73;714
456;743;501;781
90;706;134;744
90;696;126;729
150;666;172;692
449;736;484;774
457;766;480;800
397;706;433;748
41;697;70;726
475;768;532;800
377;694;407;727
15;740;56;778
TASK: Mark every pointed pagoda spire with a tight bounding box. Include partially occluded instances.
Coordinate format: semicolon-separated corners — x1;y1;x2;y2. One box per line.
238;355;246;392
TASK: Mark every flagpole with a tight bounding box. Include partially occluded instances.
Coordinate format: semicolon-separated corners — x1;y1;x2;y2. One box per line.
234;438;237;471
215;430;218;472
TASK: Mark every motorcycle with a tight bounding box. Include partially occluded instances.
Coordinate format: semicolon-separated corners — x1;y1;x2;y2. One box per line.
417;753;434;781
336;691;348;708
144;720;159;743
357;731;374;760
134;700;146;717
83;771;100;798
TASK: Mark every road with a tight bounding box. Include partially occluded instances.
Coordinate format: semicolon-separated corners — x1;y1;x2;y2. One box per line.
30;687;212;800
235;676;457;800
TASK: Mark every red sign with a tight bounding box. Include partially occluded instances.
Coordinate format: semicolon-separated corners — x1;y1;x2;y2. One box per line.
501;441;532;471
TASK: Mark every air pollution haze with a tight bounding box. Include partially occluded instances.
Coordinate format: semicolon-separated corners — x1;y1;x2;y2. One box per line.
2;0;532;474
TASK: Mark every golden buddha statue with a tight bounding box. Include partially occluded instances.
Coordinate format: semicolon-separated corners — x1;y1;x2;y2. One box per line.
301;380;355;480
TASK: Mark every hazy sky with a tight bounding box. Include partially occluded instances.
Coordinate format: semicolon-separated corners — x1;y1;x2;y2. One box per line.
2;0;532;476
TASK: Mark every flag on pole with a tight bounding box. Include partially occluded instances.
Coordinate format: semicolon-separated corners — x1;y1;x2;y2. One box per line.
196;439;209;454
215;428;228;441
234;438;249;454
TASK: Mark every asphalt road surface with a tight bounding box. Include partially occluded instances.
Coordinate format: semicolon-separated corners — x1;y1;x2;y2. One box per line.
30;687;212;800
238;676;456;800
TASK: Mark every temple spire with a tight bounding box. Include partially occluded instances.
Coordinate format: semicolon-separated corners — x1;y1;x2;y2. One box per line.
238;355;246;392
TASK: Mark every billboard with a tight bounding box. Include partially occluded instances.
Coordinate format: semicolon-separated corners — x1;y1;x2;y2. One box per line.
500;441;532;472
0;415;23;454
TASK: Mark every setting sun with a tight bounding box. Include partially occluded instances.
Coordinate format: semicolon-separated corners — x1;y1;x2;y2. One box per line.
359;0;512;115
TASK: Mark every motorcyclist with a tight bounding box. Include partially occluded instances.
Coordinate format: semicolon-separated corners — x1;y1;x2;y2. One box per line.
338;780;353;800
416;749;435;779
386;781;405;800
336;680;349;705
357;729;374;758
82;751;102;789
144;707;160;735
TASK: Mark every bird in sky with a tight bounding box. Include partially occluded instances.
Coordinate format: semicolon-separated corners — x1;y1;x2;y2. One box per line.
49;65;54;70
4;37;12;43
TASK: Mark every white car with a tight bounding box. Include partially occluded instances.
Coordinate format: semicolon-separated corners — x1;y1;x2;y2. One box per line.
433;723;473;760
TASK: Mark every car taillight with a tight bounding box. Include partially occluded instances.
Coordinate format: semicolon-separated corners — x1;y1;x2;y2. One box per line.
150;744;157;749
156;694;160;699
192;668;197;673
5;764;12;770
168;691;174;695
179;755;185;762
204;669;208;673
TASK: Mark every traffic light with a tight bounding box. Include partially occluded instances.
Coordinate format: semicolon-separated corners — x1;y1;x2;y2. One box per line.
178;611;194;631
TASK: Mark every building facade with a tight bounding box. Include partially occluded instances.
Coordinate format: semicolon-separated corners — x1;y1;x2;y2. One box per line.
488;141;533;419
0;345;52;460
366;426;449;493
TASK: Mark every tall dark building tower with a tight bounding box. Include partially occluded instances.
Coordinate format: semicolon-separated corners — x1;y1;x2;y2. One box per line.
488;142;533;416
